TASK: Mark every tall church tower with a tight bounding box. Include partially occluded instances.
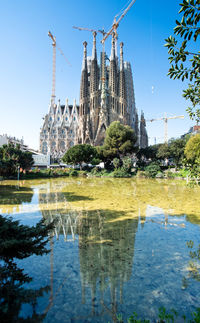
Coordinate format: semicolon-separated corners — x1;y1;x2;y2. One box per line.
78;41;89;144
118;42;127;124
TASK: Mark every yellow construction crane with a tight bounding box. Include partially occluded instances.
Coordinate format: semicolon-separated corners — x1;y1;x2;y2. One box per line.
146;113;184;143
48;31;71;106
73;26;106;37
101;0;137;45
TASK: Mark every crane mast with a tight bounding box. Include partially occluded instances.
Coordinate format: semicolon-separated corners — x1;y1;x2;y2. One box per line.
48;31;70;106
48;31;56;106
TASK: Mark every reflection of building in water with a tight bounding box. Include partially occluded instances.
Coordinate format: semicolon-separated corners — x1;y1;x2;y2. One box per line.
38;183;139;321
39;183;80;241
77;210;139;319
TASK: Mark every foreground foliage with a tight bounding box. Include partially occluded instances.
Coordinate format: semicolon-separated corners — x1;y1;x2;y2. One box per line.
165;0;200;121
0;215;54;322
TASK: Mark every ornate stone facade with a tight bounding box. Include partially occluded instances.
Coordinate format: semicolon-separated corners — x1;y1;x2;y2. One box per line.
40;34;148;158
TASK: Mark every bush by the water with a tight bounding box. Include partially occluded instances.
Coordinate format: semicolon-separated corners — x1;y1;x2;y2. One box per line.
111;167;131;178
144;162;161;178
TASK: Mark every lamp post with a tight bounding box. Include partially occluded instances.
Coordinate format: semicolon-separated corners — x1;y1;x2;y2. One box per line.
17;165;20;181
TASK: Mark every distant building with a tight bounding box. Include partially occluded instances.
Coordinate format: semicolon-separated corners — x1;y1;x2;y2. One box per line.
188;125;200;135
0;134;50;168
40;33;148;159
0;134;28;150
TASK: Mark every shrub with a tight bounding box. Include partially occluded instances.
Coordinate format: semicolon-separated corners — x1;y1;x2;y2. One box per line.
144;162;161;178
111;167;131;178
122;156;132;173
91;157;101;166
155;172;164;178
69;169;78;177
113;158;121;169
166;170;176;179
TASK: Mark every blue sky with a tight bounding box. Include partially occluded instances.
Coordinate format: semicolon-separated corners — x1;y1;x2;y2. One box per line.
0;0;195;149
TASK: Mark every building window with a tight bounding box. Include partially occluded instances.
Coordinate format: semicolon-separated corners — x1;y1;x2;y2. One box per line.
49;117;52;121
74;117;76;121
58;117;60;121
66;117;68;121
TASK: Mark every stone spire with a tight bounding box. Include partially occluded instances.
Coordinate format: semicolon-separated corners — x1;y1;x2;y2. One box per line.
79;41;89;144
90;32;98;94
91;31;97;60
120;42;124;71
110;32;116;61
119;42;127;119
80;41;89;103
82;41;88;71
109;33;118;96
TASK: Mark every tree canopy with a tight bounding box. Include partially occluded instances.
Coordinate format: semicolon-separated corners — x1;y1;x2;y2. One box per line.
184;133;200;163
100;121;137;160
0;215;54;322
62;144;97;168
0;144;34;177
165;0;200;121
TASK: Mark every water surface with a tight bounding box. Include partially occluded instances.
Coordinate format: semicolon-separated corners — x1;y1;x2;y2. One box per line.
0;178;200;322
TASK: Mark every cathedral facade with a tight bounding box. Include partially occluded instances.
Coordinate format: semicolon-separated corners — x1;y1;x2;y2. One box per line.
40;33;148;158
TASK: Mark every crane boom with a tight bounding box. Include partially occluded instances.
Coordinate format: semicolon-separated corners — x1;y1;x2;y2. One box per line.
146;114;184;143
73;26;107;36
102;0;137;43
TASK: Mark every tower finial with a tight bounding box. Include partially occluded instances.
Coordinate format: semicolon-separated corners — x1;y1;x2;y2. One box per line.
110;32;116;61
120;42;124;71
82;41;88;71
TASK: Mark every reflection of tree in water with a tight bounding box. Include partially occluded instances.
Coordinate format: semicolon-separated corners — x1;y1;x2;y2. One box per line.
0;184;34;213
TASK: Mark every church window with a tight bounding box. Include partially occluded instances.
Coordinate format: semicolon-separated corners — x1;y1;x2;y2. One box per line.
49;117;52;121
70;141;74;147
58;117;60;121
70;130;73;134
44;130;46;134
65;117;68;121
74;117;76;121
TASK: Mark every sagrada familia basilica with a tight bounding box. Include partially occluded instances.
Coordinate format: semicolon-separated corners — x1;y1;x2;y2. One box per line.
40;33;148;159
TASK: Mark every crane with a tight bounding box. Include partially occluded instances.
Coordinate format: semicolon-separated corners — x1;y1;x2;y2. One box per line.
100;0;137;94
146;113;184;143
73;26;107;37
48;31;71;106
101;0;137;45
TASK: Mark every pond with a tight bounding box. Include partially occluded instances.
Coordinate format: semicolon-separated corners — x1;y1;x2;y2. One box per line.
0;177;200;322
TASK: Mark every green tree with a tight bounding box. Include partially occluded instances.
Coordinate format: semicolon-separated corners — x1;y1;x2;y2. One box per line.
184;133;200;162
168;137;187;169
101;121;137;161
165;0;200;121
0;144;34;177
157;143;171;161
0;215;54;322
137;144;161;162
62;144;97;169
184;133;200;181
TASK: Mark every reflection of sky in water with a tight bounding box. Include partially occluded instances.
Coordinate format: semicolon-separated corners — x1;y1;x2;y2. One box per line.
0;178;200;322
